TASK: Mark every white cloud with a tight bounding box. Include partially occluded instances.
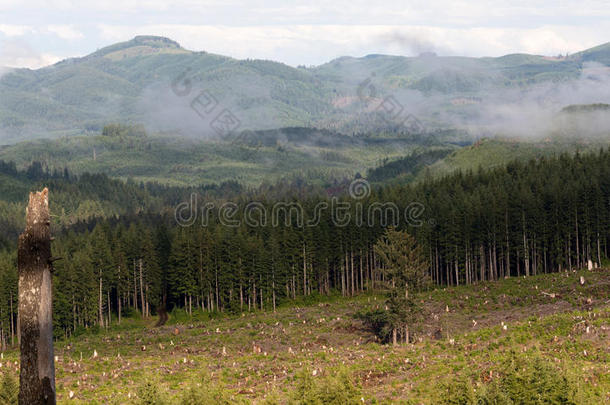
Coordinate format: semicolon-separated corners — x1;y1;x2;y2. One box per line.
96;23;610;66
3;1;610;25
46;25;83;40
0;24;32;36
0;39;62;68
0;0;237;13
1;1;610;67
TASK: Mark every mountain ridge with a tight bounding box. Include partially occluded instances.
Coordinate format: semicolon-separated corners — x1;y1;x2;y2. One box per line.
43;37;610;70
1;36;609;144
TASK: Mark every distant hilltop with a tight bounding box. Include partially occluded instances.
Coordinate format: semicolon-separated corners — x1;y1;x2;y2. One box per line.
86;35;186;60
560;103;610;114
1;36;610;143
131;35;182;48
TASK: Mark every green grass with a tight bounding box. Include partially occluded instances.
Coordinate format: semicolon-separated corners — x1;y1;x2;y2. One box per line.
1;268;608;403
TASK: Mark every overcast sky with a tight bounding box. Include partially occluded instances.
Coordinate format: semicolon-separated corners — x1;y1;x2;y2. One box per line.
1;0;609;68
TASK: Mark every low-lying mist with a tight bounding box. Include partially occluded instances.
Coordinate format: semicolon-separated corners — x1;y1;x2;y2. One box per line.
136;57;610;144
442;62;610;140
2;45;610;147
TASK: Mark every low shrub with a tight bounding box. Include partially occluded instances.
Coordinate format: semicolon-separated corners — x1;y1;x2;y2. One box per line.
135;379;169;405
0;373;18;405
290;367;361;404
177;375;246;405
440;352;577;404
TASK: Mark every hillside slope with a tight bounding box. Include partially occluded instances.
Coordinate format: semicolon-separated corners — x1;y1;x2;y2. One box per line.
0;36;335;143
1;37;610;143
0;127;455;186
0;268;607;403
421;136;610;179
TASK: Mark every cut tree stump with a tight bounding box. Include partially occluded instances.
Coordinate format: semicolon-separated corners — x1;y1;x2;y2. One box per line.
18;188;56;405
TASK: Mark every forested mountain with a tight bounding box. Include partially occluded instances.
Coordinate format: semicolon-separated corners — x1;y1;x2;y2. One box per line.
0;148;608;341
1;36;610;143
0;158;244;245
3;120;607;188
420;136;610;179
0;36;335;143
0;125;457;186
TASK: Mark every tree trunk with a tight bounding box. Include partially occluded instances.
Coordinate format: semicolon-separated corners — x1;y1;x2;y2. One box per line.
597;233;602;269
72;294;76;332
118;289;121;325
360;249;364;291
18;188;56;404
117;265;121;324
107;290;111;327
505;211;510;278
240;282;244;311
98;276;103;327
133;260;138;313
575;210;580;269
259;275;263;310
272;278;276;312
10;291;14;346
523;211;530;276
139;259;145;317
303;243;307;296
341;263;345;297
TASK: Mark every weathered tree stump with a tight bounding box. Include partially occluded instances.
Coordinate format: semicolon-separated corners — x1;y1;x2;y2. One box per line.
18;188;56;405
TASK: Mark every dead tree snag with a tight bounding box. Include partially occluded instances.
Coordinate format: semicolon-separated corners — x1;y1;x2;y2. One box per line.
18;188;56;405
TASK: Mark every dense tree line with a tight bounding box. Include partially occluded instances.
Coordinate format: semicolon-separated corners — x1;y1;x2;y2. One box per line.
0;159;244;241
366;149;451;182
0;149;608;343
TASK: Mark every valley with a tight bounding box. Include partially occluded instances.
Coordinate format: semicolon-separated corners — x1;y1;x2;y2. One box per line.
0;24;609;404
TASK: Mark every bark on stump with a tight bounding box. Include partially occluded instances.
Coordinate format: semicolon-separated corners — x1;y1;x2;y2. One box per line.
18;188;56;405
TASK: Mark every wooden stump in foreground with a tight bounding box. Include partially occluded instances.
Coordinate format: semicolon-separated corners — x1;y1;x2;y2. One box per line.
18;188;56;405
